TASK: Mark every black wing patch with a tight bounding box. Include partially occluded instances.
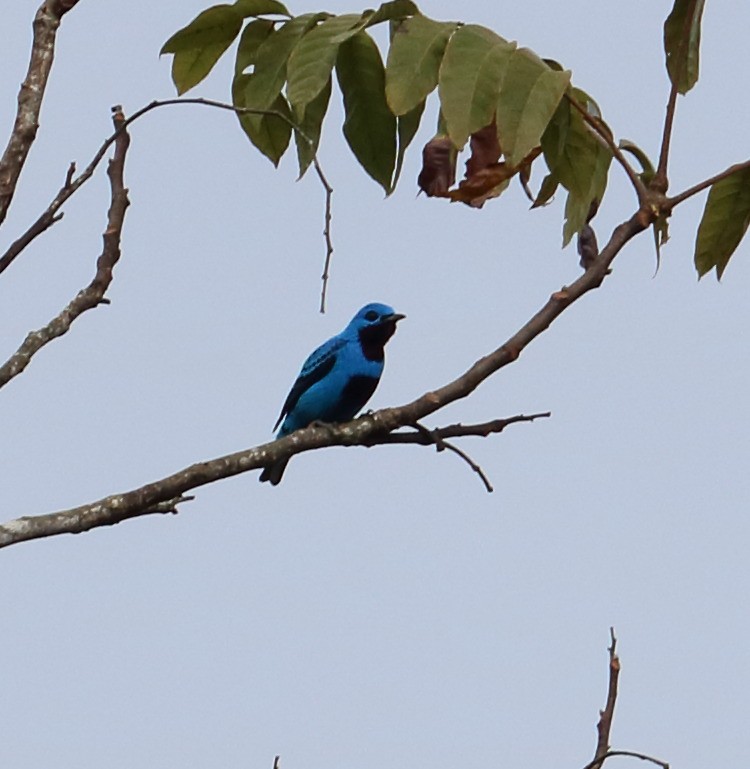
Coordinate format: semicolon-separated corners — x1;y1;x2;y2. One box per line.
273;349;338;431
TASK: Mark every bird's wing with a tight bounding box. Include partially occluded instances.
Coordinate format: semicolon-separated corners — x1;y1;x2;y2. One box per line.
273;336;345;431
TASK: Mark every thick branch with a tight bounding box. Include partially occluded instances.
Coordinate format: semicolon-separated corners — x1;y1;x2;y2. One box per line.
0;414;547;548
0;207;648;549
0;106;130;390
0;0;81;226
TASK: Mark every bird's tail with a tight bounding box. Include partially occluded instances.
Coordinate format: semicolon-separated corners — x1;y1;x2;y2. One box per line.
259;457;289;486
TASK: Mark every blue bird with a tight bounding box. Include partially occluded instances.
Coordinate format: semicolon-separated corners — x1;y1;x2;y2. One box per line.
260;302;405;485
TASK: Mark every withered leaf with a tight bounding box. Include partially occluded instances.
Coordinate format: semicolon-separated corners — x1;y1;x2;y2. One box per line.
417;135;457;196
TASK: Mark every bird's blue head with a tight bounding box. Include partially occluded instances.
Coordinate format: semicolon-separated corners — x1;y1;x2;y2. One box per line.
346;303;405;360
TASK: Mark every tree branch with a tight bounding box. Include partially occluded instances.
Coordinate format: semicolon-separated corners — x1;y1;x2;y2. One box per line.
579;630;670;769
0;97;336;314
581;751;671;769
595;628;620;760
0;97;335;386
0;106;131;390
0;0;81;227
315;157;334;314
0;161;74;276
375;413;551;445
653;78;680;195
0;414;545;548
0;205;648;549
666;158;750;208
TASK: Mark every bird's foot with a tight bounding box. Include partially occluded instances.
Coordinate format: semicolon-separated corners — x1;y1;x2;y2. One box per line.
309;420;338;437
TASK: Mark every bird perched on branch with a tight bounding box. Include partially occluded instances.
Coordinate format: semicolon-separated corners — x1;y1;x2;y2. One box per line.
260;302;405;485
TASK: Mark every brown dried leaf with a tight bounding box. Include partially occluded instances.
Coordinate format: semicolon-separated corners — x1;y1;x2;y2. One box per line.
450;145;541;208
417;135;457;196
446;163;513;207
464;122;501;178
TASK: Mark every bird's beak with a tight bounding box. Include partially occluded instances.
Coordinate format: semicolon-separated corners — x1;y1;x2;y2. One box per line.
386;312;406;323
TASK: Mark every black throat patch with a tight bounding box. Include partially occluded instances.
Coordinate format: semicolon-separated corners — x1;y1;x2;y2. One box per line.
358;320;397;361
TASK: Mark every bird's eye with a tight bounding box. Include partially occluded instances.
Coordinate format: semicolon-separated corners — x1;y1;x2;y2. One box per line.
364;310;379;321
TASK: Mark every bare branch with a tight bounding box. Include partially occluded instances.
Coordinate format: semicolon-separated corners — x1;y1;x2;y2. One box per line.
0;161;74;276
595;628;620;760
375;413;551;445
566;94;647;204
579;630;670;769
0;106;131;390
0;207;648;549
0;97;335;383
667;158;750;208
0;0;82;226
581;751;671;769
439;440;494;492
1;97;336;315
314;158;334;314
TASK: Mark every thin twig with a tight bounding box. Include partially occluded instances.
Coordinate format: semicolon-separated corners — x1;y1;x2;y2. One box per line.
581;750;670;769
0;98;335;311
0;98;336;385
441;440;494;492
667;158;750;208
0;106;131;390
566;94;647;203
407;421;494;492
0;162;75;275
314;157;334;313
378;413;552;445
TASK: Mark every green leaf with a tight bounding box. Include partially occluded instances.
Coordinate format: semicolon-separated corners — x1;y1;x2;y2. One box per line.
235;18;275;75
619;138;655;186
286;14;363;119
294;77;332;178
532;172;558;208
161;5;243;95
438;25;515;148
366;0;420;26
233;0;290;17
561;138;611;246
496;49;570;166
232;72;292;165
392;99;426;193
242;13;327;111
562;190;589;247
652;214;670;274
337;31;397;192
541;91;612;246
695;166;750;279
664;0;706;94
385;15;458;116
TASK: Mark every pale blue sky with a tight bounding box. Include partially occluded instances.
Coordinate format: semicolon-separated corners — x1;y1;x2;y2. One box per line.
1;2;748;768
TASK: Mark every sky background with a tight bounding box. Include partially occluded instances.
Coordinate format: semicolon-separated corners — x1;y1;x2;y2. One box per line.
1;2;748;768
